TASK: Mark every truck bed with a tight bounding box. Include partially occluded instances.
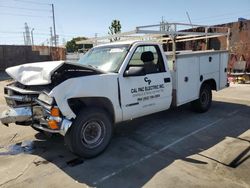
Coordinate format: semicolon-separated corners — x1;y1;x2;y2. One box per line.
166;50;228;106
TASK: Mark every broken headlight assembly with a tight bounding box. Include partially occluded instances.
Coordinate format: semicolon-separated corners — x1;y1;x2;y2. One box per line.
38;92;54;105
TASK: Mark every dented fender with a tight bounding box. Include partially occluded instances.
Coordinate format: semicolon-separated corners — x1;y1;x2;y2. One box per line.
49;74;123;123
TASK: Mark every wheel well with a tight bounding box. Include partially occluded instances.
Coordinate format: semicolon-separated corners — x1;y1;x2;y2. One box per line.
202;79;217;90
68;97;115;123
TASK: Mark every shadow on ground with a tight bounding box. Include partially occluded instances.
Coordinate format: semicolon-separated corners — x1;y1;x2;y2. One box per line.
3;101;250;187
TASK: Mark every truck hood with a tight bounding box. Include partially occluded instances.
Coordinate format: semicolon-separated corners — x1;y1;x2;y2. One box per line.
6;61;65;85
6;61;103;86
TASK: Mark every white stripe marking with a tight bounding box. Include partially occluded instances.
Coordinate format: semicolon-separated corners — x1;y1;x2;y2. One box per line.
227;110;240;116
93;118;223;185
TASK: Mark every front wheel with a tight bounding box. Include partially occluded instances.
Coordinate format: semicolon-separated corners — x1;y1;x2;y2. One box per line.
191;83;212;113
65;108;113;158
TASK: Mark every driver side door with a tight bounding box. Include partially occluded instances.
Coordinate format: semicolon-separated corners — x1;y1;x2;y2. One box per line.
119;45;172;121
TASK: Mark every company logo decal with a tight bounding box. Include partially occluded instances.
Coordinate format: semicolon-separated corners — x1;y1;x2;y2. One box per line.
144;77;151;85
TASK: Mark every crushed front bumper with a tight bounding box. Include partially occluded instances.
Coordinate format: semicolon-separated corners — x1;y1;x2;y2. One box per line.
0;107;32;126
0;106;72;136
32;118;72;135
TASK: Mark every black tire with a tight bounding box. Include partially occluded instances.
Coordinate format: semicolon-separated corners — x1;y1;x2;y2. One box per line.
64;108;113;158
191;83;212;113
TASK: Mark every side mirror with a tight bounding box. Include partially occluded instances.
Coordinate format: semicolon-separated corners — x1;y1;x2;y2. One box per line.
124;66;146;77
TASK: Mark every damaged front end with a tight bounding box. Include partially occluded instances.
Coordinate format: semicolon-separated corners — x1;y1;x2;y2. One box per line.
0;61;104;136
1;82;72;135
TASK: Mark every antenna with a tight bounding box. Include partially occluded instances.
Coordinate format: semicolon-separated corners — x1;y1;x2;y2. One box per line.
186;12;193;28
51;4;57;47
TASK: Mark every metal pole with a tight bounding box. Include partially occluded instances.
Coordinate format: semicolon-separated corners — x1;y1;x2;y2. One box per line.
31;28;34;46
23;32;26;45
50;27;53;47
205;27;208;50
52;4;57;47
227;28;230;50
172;24;177;71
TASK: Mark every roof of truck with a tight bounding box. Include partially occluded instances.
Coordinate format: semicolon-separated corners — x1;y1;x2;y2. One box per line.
95;40;138;47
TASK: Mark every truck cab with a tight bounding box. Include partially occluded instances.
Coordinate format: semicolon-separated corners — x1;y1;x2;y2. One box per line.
118;41;173;120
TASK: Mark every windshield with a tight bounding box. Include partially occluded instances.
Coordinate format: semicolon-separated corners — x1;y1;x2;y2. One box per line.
77;44;129;72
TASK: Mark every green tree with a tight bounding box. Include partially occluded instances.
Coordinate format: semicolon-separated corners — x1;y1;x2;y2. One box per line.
66;37;90;53
108;20;122;42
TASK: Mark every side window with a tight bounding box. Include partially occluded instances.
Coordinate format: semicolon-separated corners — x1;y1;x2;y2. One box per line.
127;45;165;74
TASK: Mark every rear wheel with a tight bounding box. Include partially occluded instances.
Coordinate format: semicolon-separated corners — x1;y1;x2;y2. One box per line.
65;108;113;158
191;83;212;113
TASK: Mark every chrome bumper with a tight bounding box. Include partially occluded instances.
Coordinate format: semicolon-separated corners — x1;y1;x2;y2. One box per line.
0;107;32;125
32;118;72;136
1;107;72;136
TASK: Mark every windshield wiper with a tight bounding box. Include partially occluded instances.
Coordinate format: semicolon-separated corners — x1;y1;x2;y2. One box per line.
86;64;99;69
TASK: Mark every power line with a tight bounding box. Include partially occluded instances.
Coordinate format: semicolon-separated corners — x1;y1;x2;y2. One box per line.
0;5;51;12
0;12;51;18
192;14;250;23
0;30;82;37
0;31;50;36
194;14;250;24
5;31;51;36
194;9;250;21
0;36;24;38
12;0;50;6
175;9;250;23
0;31;21;34
0;36;48;39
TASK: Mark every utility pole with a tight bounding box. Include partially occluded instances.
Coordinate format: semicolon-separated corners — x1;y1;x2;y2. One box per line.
31;28;34;46
51;4;57;47
50;27;53;47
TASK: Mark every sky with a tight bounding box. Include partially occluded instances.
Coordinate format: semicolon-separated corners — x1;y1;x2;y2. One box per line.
0;0;250;45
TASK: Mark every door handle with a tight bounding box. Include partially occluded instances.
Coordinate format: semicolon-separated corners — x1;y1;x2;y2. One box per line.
164;77;171;83
184;76;189;82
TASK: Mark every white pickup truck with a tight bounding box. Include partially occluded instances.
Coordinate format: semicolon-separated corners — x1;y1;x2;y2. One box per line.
0;40;229;157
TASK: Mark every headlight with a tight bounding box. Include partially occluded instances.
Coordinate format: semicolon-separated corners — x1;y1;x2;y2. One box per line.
38;93;54;105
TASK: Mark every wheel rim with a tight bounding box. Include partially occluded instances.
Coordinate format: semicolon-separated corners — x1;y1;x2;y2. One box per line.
81;119;105;148
201;90;209;106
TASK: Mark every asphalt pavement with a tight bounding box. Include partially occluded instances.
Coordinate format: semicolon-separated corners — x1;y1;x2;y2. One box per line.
0;81;249;188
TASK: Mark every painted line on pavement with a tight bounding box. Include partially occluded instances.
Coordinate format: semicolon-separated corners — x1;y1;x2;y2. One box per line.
93;118;223;185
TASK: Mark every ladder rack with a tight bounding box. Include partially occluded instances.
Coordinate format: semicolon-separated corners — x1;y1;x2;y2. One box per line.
77;22;230;48
76;22;230;65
